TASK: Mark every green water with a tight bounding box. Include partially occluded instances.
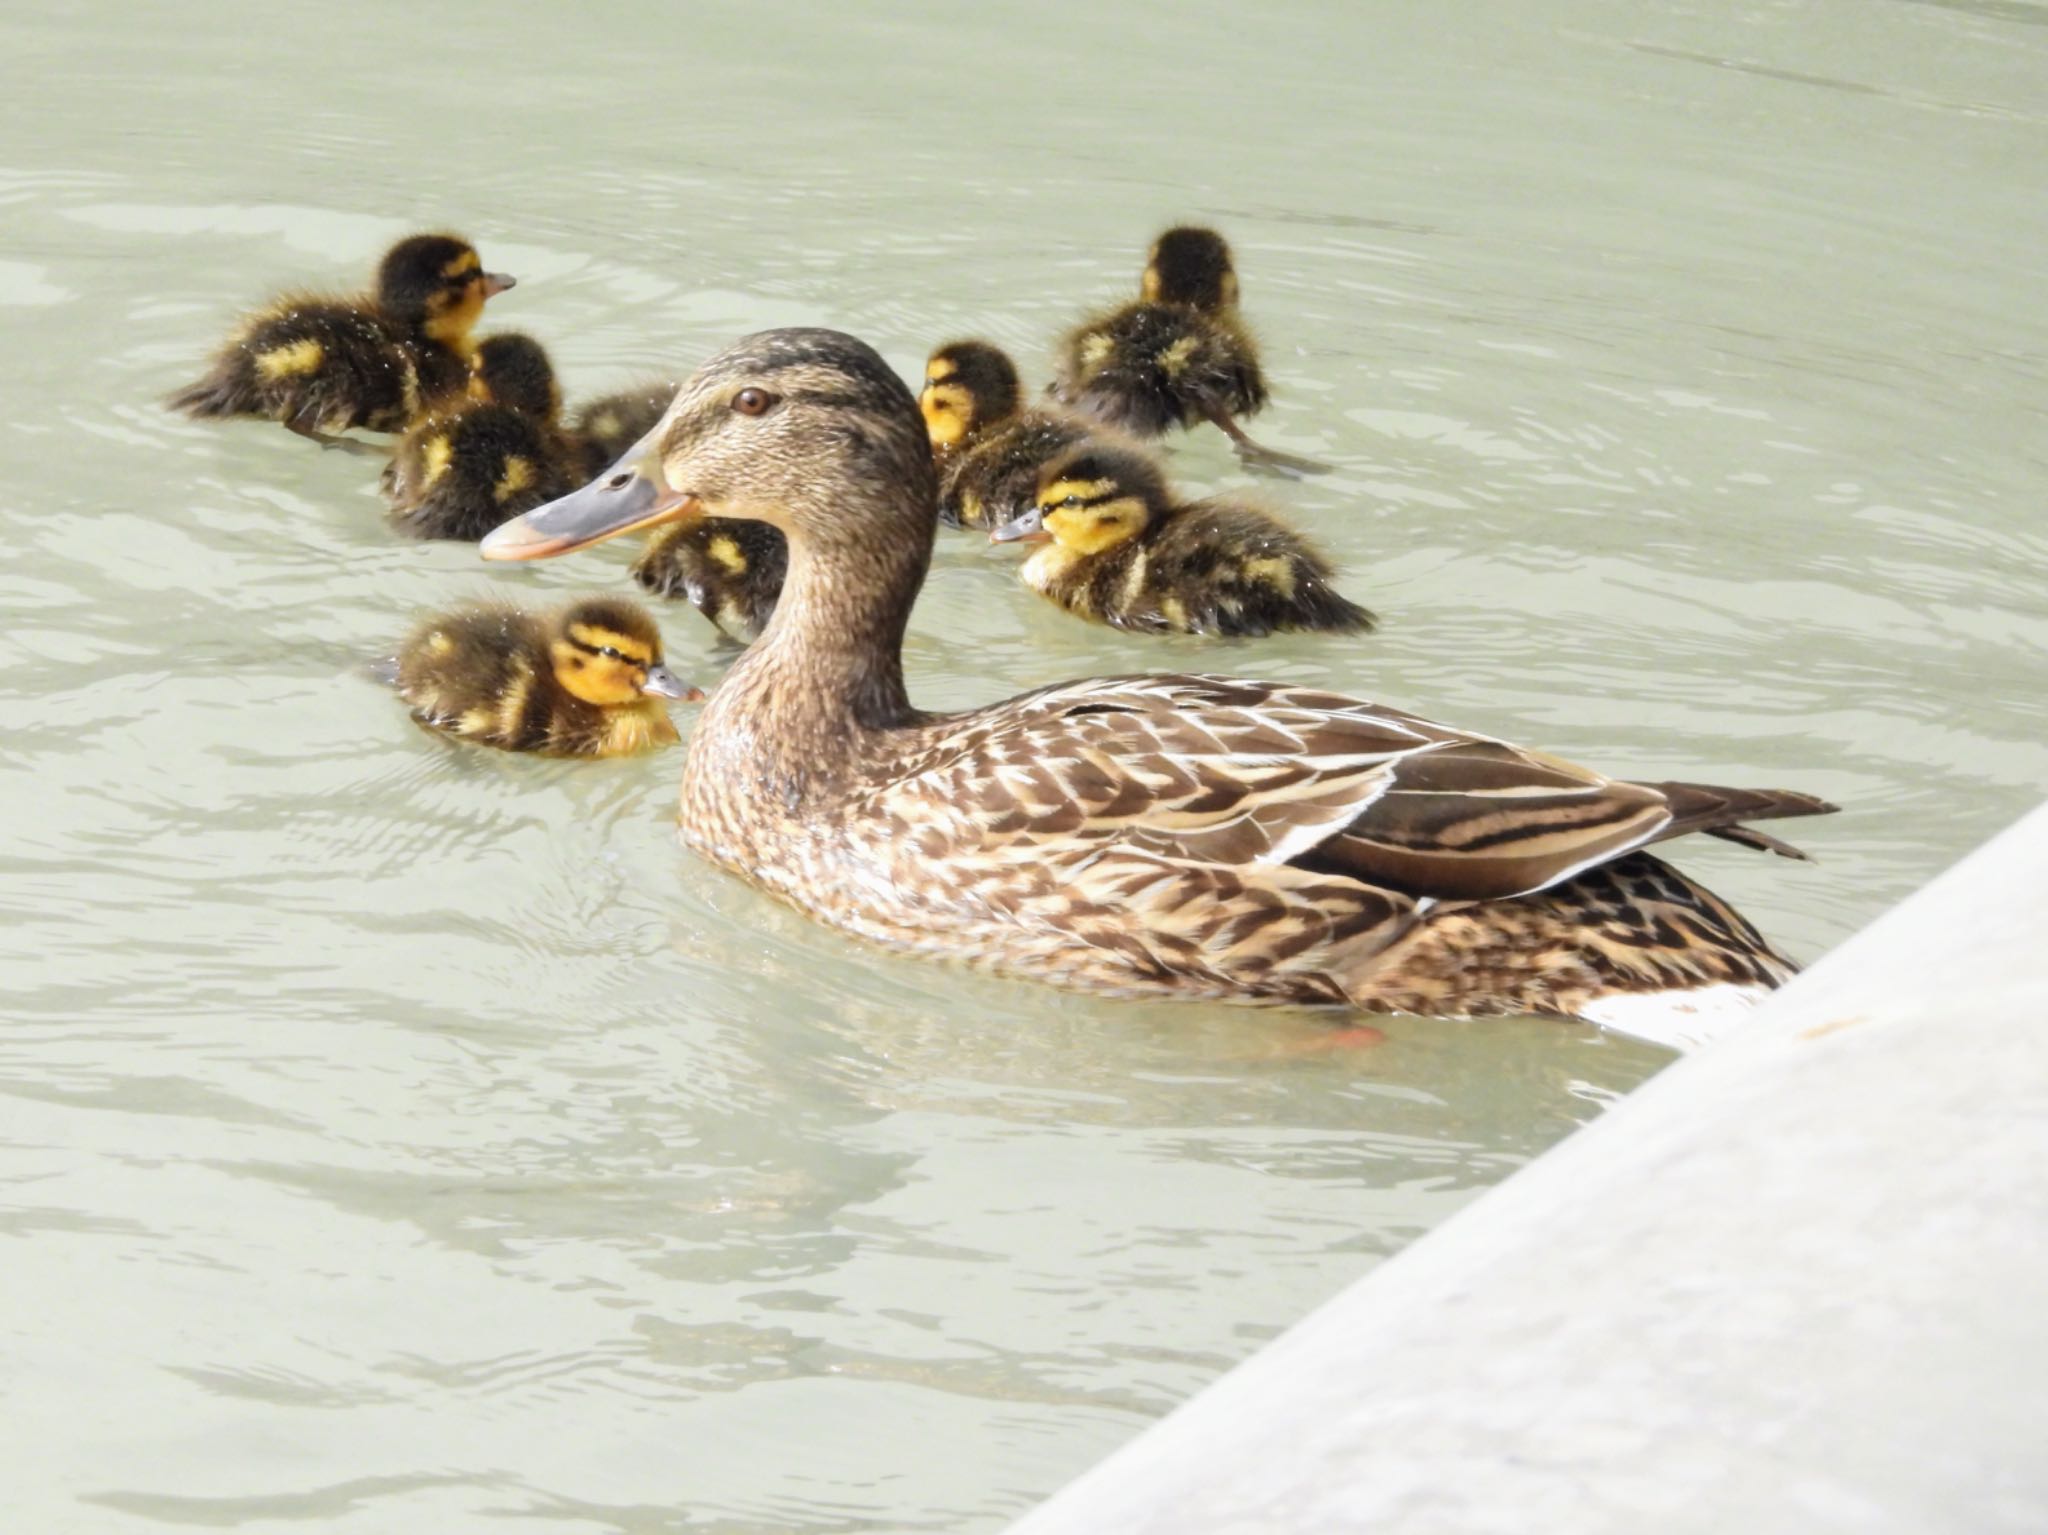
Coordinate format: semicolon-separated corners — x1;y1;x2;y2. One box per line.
3;2;2045;1530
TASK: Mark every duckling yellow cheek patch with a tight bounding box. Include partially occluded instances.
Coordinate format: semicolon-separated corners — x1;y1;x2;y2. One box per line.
441;250;481;279
254;338;324;380
920;386;972;446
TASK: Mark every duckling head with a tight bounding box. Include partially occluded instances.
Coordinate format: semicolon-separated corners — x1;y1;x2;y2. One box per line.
548;597;699;706
482;328;937;563
919;339;1021;450
378;233;515;347
1140;226;1239;311
469;333;560;420
992;441;1169;554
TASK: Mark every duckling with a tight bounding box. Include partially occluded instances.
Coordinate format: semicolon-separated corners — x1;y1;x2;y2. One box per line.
568;382;680;477
384;333;587;542
919;339;1101;530
170;233;515;445
992;441;1375;637
631;519;789;644
1049;226;1317;470
378;595;700;757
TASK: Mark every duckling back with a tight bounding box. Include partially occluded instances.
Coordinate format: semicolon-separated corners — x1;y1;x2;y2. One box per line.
568;384;679;477
1143;498;1375;636
631;520;789;643
1050;303;1269;438
385;404;579;542
1030;497;1374;638
392;606;546;744
170;297;423;435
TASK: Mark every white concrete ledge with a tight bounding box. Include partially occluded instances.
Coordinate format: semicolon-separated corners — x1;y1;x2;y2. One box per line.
1008;803;2048;1535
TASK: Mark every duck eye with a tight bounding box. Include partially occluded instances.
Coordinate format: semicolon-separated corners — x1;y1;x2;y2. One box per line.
1062;495;1081;509
732;388;776;417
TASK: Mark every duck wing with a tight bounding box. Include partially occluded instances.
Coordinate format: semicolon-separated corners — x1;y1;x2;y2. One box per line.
897;675;1833;907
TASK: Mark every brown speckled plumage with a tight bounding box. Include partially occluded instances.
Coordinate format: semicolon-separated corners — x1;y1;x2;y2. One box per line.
486;327;1836;1025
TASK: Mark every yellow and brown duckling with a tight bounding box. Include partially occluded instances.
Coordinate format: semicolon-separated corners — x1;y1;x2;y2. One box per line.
378;595;700;757
568;382;680;477
631;518;788;645
479;328;1837;1045
170;233;514;444
1049;226;1315;470
383;333;586;542
919;339;1099;530
991;441;1374;637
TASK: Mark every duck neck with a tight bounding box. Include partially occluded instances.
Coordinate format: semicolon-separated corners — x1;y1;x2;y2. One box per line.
695;490;932;798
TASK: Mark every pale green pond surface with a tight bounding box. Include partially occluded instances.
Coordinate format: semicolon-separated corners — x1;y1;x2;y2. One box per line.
3;2;2046;1530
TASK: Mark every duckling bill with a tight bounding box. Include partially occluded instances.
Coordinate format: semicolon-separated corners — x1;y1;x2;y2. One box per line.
170;233;513;444
380;595;699;757
993;441;1374;637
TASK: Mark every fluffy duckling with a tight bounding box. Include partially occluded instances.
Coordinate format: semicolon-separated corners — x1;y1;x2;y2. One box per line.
631;519;788;644
920;339;1100;530
384;333;585;542
992;441;1375;637
568;383;679;477
170;233;515;444
1049;226;1315;470
380;596;700;757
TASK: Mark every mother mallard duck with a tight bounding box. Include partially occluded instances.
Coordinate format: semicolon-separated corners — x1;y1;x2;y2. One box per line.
482;328;1834;1045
